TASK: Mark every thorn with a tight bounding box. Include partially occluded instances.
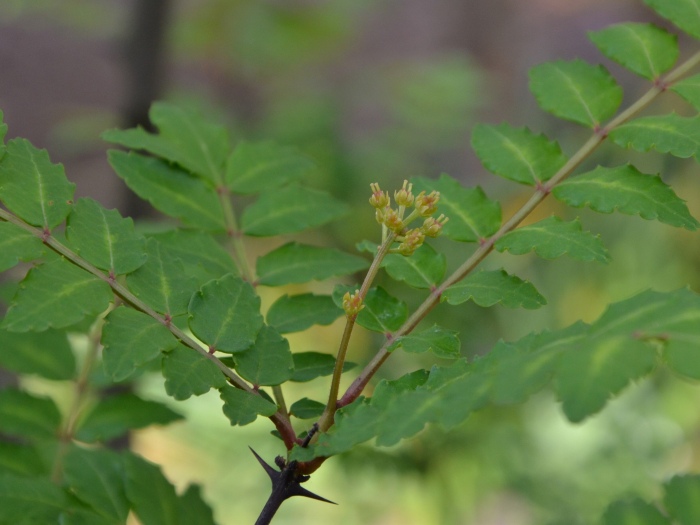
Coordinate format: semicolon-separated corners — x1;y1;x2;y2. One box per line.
288;483;337;505
249;447;279;483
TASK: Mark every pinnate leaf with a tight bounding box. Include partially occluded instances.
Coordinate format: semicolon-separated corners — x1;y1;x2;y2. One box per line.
219;386;277;426
443;269;546;309
589;23;678;79
266;293;342;334
101;307;177;382
0;329;76;380
290;351;355;382
552;164;699;230
76;393;183;442
188;274;263;353
257;242;369;286
471;123;567;185
664;475;700;525
609;114;700;159
233;325;294;386
529;59;622;127
412;174;501;242
389;324;461;359
643;0;700;40
2;257;113;332
123;452;181;525
0;138;75;229
226;141;315;194
162;344;226;400
0;221;44;272
383;242;446;289
494;216;610;262
0;388;61;441
602;499;670;525
66;197;146;275
108;151;225;231
241;185;347;236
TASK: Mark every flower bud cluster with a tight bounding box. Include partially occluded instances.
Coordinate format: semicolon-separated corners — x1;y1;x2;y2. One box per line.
342;290;364;316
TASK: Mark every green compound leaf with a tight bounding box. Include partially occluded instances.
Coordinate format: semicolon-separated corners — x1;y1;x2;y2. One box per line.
0;473;69;524
162;344;226;400
66;197;146;275
471;123;567;185
412;174;501;242
108;151;225;231
241;185;348;236
0;388;61;441
671;73;700;111
529;59;622;127
226;141;315;194
443;269;546;309
266;293;342;334
219;385;277;426
290;398;325;419
63;446;129;524
76;393;183;442
643;0;700;40
602;499;670;525
0;221;45;272
0;329;76;380
2;257;113;332
0;138;75;229
664;475;700;525
102;307;177;382
383;242;446;289
609;114;700;159
123;452;181;525
589;22;678;79
188;274;263;353
290;351;356;382
126;238;197;317
333;285;408;333
256;242;369;286
552;164;699;230
389;324;461;359
103;102;229;184
234;325;294;386
495;216;611;263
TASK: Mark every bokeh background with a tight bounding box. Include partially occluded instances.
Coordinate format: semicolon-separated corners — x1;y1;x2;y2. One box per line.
2;0;700;523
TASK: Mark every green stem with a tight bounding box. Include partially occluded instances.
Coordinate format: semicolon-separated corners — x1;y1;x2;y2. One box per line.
216;186;255;283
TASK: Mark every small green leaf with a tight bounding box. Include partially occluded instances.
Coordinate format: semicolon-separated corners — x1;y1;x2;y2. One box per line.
671;73;700;111
609;114;700;160
552;164;699;230
412;174;501;242
2;257;113;332
234;325;294;386
241;185;347;236
257;242;369;286
266;293;342;334
602;498;670;525
333;285;407;333
103;102;229;184
0;388;61;441
162;344;227;400
383;243;446;289
102;307;177;382
589;23;678;79
188;274;263;353
495;216;611;262
123;452;181;525
66;197;146;275
219;386;277;426
63;446;129;524
529;59;622;127
471;123;567;185
76;393;183;442
443;269;546;309
664;475;700;525
643;0;700;40
389;324;461;359
108;151;225;231
0;473;69;524
0;442;47;476
290;351;355;382
226;141;315;194
0;329;76;380
0;138;76;229
0;221;45;272
289;398;326;419
178;485;216;525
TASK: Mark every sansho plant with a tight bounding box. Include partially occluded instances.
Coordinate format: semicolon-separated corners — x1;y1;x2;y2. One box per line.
3;0;700;523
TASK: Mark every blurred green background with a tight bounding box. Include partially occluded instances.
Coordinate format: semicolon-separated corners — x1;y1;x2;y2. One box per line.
2;0;700;523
